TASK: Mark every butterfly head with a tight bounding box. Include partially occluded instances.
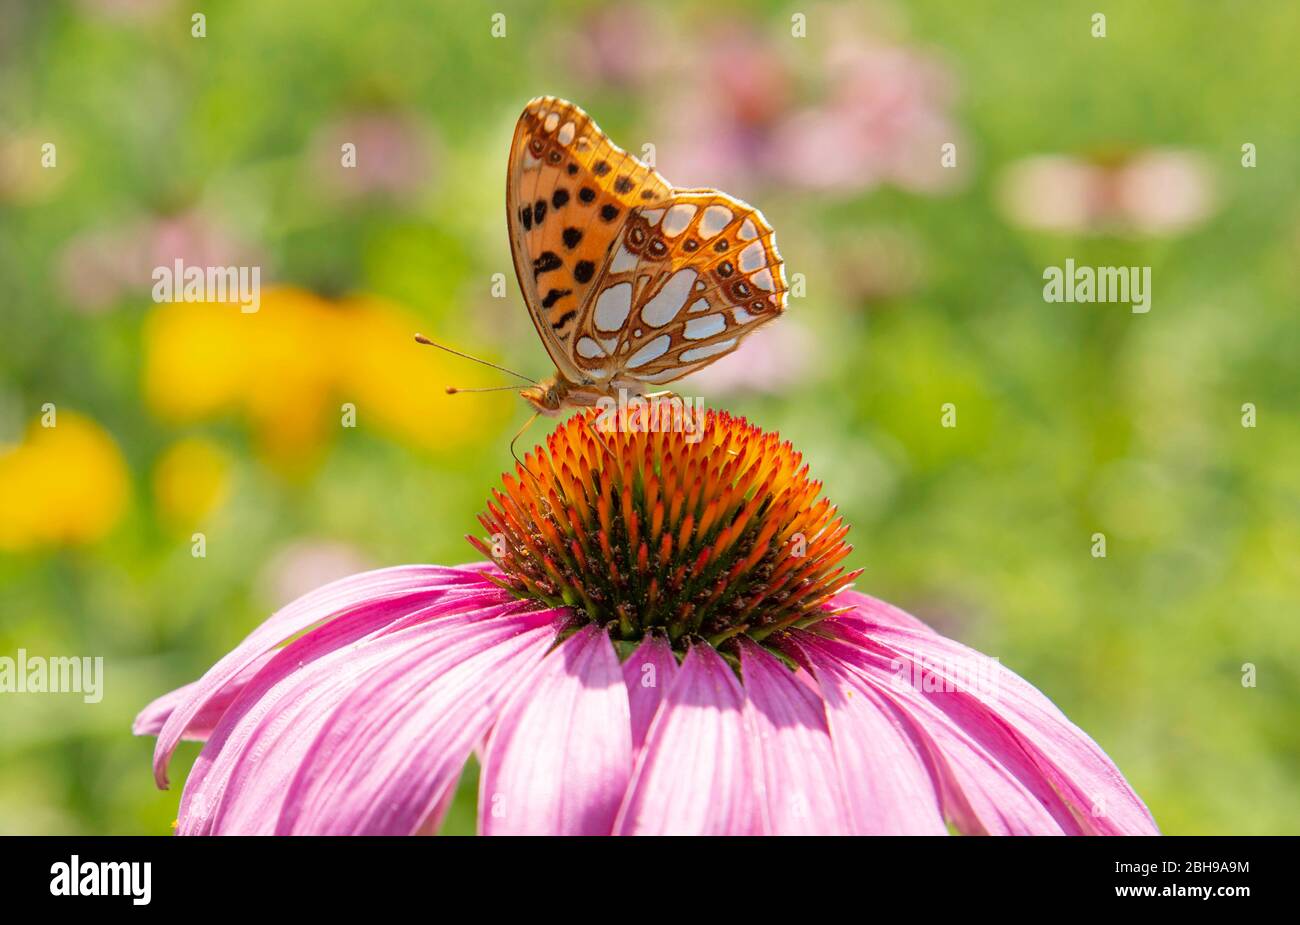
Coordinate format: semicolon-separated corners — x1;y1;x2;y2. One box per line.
520;375;568;416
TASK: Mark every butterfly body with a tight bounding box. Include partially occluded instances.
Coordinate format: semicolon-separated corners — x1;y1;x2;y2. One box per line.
507;97;789;413
519;373;606;416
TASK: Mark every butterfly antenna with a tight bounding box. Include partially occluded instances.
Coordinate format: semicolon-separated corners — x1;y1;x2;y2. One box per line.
414;333;536;385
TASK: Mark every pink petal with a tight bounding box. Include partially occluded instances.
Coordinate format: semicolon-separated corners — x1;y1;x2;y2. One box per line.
829;588;937;635
614;644;760;835
275;608;563;835
152;564;489;787
132;650;275;740
179;596;532;834
738;639;852;834
793;627;1080;834
821;620;1158;834
479;626;632;835
620;634;679;753
784;635;949;834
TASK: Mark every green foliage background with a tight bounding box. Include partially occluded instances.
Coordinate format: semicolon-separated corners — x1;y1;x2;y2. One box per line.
1;0;1297;834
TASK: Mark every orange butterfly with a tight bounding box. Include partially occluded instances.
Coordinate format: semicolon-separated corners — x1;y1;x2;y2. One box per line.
419;97;788;426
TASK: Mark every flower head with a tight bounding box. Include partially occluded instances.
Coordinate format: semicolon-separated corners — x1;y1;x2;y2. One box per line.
471;409;858;656
135;412;1159;835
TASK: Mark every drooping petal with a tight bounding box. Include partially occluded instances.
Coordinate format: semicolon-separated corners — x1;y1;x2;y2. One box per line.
275;607;564;835
819;618;1158;834
793;627;1080;835
152;564;491;787
614;644;760;835
479;626;632;835
620;634;679;753
783;634;949;835
132;650;275;740
179;597;534;835
738;639;852;835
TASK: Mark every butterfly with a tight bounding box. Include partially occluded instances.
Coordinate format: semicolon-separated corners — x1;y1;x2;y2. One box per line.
500;96;789;415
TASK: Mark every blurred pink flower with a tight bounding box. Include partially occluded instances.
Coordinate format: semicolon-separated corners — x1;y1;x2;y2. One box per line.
307;110;436;201
58;209;259;314
654;6;964;196
682;316;817;396
776;40;964;194
567;2;668;89
258;539;373;610
652;26;793;192
997;150;1217;237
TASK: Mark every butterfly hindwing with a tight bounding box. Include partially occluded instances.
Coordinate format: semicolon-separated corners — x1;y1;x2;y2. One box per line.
507;97;671;383
508;97;787;392
575;191;788;386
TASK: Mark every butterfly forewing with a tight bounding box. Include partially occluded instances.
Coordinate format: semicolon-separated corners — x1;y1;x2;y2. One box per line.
507;97;787;393
507;96;671;383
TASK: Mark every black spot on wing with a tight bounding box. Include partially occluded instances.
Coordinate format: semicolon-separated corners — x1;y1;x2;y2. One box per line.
579;187;596;204
533;199;548;225
600;204;620;222
552;188;570;208
533;251;562;277
551;309;576;329
542;288;571;309
562;227;583;249
521;204;533;231
574;260;594;283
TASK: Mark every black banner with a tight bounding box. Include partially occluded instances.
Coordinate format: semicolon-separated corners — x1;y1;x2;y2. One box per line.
0;835;1282;911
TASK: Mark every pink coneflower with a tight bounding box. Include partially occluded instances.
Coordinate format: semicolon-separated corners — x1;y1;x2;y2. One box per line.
682;318;818;397
566;2;668;90
135;409;1158;835
306;110;437;201
996;149;1217;237
653;6;965;197
57;208;258;314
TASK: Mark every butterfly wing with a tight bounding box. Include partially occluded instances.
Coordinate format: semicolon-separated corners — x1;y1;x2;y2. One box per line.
571;190;788;388
507;96;672;384
507;97;788;392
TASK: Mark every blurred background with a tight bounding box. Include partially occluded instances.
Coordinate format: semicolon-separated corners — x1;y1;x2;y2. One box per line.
1;0;1297;835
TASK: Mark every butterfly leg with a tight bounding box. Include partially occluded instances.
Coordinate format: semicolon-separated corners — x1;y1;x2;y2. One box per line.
583;411;620;463
510;412;543;485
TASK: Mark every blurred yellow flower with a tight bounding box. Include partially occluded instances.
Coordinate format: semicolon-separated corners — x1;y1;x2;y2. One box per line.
152;437;231;532
143;286;506;469
333;294;498;454
0;412;129;552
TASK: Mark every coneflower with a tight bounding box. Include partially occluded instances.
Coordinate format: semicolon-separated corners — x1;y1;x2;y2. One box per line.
136;407;1158;835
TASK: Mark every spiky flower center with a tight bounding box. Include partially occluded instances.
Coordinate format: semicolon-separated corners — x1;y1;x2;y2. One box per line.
469;406;860;657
